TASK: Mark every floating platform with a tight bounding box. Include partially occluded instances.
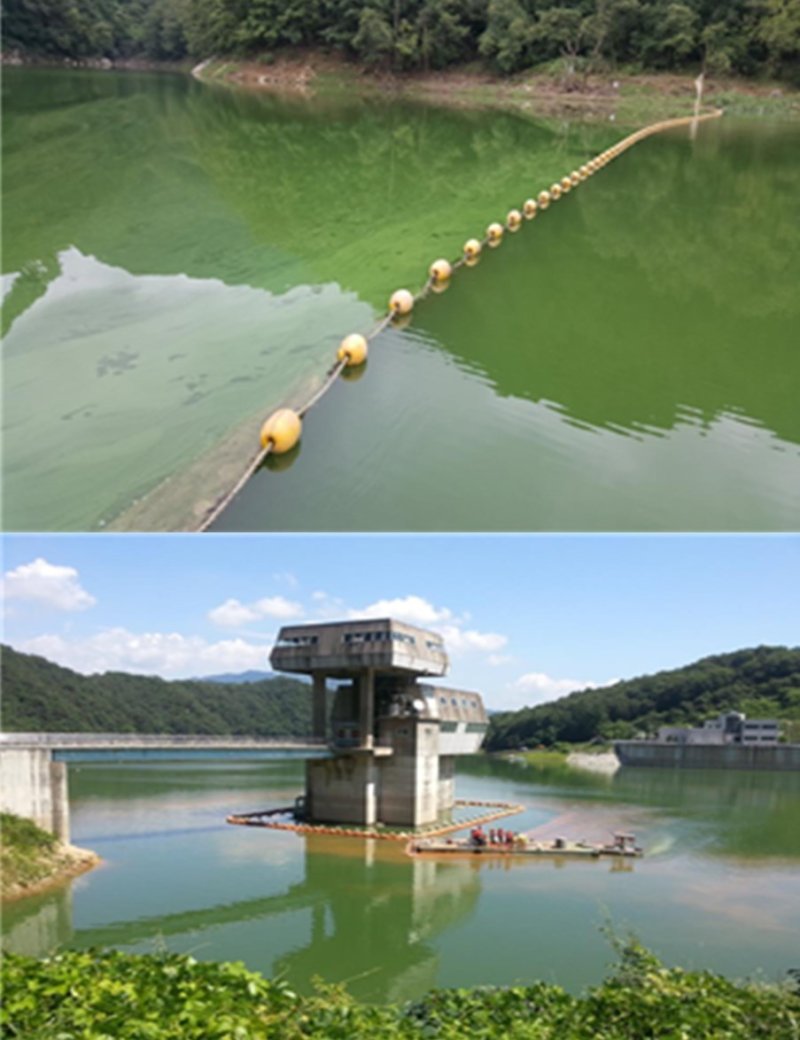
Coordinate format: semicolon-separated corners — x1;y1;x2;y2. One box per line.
408;833;643;859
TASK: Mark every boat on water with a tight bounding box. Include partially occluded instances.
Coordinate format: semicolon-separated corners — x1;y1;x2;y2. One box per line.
409;831;643;859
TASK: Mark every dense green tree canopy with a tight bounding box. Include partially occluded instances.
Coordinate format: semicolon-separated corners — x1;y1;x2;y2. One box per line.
3;0;798;82
0;645;312;736
487;646;800;749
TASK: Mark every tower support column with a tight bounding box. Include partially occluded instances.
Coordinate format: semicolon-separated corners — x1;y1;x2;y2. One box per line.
311;672;327;740
359;668;374;749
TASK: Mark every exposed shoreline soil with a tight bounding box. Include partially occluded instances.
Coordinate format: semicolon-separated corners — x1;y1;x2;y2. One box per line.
3;48;797;121
2;842;101;903
566;751;620;775
196;52;797;120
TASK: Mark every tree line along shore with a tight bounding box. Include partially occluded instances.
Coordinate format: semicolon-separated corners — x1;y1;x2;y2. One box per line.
4;0;798;87
3;643;798;749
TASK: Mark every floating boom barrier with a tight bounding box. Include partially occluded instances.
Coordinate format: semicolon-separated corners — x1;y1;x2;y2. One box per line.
226;798;524;841
196;107;722;532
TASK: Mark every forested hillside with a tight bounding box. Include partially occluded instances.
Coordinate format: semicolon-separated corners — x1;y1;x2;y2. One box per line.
0;645;312;736
487;645;800;749
3;0;798;82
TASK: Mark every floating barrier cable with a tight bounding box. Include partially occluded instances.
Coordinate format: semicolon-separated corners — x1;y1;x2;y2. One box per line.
195;106;722;532
226;799;524;841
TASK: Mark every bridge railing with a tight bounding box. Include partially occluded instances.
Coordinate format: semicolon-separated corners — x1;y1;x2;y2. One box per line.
0;733;328;749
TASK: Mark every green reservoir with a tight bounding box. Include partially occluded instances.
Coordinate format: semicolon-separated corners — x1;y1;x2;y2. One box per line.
3;68;799;531
3;758;800;1002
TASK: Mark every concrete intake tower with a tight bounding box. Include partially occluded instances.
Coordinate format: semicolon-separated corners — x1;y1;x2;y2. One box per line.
270;619;488;828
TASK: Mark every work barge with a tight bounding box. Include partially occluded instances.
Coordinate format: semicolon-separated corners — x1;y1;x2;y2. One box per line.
409;832;643;860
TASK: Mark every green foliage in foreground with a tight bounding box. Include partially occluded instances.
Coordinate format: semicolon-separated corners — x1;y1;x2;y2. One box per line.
487;645;800;750
2;943;798;1039
1;644;312;736
0;812;57;891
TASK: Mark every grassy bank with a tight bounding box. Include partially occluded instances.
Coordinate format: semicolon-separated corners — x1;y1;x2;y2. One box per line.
2;942;797;1038
0;813;99;902
195;52;800;122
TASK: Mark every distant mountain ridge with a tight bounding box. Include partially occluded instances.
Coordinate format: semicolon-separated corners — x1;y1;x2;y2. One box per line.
1;645;312;736
199;670;277;684
487;646;800;750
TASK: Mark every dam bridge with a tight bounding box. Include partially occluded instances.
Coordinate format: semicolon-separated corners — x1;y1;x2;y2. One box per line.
0;733;332;841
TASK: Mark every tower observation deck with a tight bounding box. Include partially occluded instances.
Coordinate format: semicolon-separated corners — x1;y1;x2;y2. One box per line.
270;619;488;827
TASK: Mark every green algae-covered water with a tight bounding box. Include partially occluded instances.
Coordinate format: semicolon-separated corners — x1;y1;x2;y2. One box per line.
3;759;800;1002
3;68;799;531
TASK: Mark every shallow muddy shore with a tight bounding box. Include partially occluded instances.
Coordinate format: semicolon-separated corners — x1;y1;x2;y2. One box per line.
2;48;796;121
194;53;799;121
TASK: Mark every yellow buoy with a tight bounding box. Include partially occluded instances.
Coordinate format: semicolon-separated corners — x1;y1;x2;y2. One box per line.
560;175;572;192
430;278;450;295
537;190;551;209
570;171;581;187
506;209;522;231
580;164;590;178
523;198;538;219
487;221;504;243
260;408;302;454
550;183;562;200
464;237;482;260
464;253;481;268
337;333;368;367
429;258;452;283
389;289;414;315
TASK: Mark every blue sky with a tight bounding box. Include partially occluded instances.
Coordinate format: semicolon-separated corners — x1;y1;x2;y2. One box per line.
2;534;798;711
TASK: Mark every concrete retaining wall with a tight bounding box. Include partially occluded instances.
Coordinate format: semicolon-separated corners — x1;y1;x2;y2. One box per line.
0;747;70;840
615;741;800;771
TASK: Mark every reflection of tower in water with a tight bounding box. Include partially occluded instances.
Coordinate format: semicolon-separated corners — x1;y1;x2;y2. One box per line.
272;834;481;1003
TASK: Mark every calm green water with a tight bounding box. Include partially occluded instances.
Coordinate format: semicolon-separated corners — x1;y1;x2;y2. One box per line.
4;68;798;531
4;759;800;1002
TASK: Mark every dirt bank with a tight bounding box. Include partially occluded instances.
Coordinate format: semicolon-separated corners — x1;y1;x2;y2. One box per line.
1;836;101;902
566;751;620;775
196;52;799;121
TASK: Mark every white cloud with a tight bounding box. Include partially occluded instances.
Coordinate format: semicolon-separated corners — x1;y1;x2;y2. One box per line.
439;624;507;654
348;596;507;663
253;596;304;619
17;629;269;679
487;654;513;667
208;599;259;626
208;595;303;627
505;672;618;710
2;558;96;612
354;595;453;626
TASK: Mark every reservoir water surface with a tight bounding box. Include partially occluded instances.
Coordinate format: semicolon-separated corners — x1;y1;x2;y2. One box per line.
3;68;799;531
4;758;799;1003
